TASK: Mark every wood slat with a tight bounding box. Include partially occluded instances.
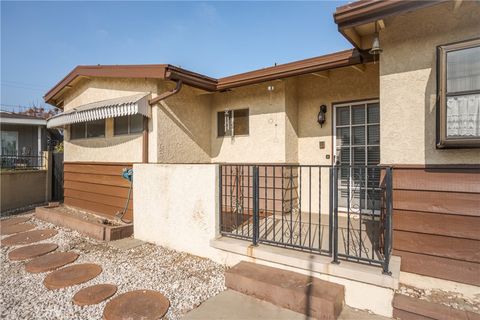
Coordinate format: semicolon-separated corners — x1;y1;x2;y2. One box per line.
64;181;131;199
393;230;480;263
64;163;131;176
65;197;133;221
393;210;480;240
64;172;131;188
394;251;480;286
393;190;480;216
64;189;133;210
393;293;480;320
393;168;480;193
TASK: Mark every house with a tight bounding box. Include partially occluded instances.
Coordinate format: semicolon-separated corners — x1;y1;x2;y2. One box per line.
43;0;479;318
0;111;49;166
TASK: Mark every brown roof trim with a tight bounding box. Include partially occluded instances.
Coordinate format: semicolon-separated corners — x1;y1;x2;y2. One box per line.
44;64;168;106
217;49;365;90
334;0;444;29
166;66;217;92
44;49;369;107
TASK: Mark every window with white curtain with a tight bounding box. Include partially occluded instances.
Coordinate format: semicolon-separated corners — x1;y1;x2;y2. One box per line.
438;38;480;147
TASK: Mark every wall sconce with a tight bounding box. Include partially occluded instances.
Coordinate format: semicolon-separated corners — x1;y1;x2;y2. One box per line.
317;105;327;127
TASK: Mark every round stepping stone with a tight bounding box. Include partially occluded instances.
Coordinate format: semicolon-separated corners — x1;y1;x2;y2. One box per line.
73;284;117;306
25;252;79;273
44;263;102;289
103;290;170;320
1;229;58;247
0;216;31;228
1;222;36;235
8;243;58;261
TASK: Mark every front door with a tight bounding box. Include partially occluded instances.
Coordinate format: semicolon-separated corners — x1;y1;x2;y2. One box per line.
334;99;380;213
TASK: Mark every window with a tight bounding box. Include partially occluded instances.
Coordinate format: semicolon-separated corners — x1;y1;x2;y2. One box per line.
0;131;18;155
438;38;480;148
114;114;144;136
217;109;249;137
70;119;105;139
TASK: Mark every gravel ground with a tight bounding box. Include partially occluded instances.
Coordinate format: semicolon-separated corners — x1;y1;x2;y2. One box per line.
1;213;226;320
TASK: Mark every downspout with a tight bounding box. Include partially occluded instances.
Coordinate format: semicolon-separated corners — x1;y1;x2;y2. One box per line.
142;79;183;163
148;79;183;105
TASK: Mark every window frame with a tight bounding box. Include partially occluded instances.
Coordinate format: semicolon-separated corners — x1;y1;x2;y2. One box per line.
113;114;144;136
437;38;480;148
217;108;250;137
70;119;106;140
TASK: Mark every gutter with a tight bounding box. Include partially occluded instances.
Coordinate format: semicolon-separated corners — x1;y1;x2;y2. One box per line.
148;79;183;106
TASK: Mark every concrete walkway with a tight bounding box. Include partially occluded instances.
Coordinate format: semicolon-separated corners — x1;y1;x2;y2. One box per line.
184;290;391;320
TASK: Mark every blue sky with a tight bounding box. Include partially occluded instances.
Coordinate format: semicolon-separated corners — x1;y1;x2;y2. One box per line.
1;1;350;110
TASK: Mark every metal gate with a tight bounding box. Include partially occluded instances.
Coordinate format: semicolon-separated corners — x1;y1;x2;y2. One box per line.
51;152;64;201
219;164;393;274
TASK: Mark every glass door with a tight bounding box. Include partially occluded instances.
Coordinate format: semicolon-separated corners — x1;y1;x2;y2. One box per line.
334;100;380;213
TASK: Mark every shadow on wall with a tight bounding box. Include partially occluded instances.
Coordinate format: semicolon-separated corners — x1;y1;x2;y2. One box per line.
68;134;142;149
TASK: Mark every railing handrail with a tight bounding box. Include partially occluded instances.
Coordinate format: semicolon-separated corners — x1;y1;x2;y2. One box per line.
218;163;394;275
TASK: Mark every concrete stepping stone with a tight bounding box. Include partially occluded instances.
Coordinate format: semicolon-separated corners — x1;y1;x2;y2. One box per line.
103;290;170;320
73;284;117;306
43;263;102;289
8;243;58;261
1;223;36;235
1;229;58;247
25;252;79;273
0;216;31;228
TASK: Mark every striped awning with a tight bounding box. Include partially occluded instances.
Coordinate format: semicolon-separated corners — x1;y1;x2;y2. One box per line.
47;93;151;128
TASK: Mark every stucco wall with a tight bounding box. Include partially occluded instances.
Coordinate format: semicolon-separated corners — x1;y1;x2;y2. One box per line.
297;64;379;166
379;1;480;165
62;77;157;163
155;82;212;163
133;163;222;259
211;81;288;163
1;170;46;213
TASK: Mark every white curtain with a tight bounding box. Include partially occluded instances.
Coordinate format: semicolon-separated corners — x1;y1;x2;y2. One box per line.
447;94;480;137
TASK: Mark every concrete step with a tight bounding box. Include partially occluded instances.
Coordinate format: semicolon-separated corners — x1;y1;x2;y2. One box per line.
225;261;344;319
393;293;480;320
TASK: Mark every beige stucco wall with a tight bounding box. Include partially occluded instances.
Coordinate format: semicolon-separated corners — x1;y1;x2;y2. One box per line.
211;81;288;163
63;77;157;163
380;1;480;165
1;170;47;212
155;82;212;163
297;64;380;166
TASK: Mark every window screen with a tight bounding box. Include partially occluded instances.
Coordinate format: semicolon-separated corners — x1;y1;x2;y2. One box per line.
438;38;480;147
86;119;105;138
114;115;143;136
217;109;249;137
71;123;86;140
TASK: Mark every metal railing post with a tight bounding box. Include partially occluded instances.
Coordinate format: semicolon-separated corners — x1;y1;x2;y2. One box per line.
218;165;223;236
383;167;393;275
252;165;259;246
331;165;339;264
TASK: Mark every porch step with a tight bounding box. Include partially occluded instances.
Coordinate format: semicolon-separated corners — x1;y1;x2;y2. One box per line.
225;261;344;319
393;293;480;320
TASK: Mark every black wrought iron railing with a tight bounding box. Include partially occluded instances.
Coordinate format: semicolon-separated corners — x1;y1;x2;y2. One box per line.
219;163;393;274
0;154;45;170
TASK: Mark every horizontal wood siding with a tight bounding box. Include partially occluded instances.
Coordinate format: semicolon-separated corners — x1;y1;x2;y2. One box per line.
63;162;133;221
392;166;480;286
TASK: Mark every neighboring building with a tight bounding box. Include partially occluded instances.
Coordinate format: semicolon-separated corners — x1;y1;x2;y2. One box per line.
0;112;48;157
44;1;479;318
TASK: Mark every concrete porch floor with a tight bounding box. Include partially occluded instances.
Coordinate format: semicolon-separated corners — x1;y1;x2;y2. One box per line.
184;290;391;320
229;211;382;260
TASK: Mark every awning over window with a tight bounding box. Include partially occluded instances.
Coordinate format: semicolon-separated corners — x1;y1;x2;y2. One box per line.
46;93;151;128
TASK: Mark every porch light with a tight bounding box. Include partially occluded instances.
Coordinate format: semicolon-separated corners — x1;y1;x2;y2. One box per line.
369;22;383;60
317;105;327;127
